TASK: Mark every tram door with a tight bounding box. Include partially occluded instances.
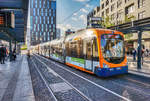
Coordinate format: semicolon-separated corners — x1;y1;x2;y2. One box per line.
85;39;93;71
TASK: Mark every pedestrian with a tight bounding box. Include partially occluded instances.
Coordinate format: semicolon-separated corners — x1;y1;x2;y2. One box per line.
132;48;137;61
12;49;16;61
0;46;2;64
141;49;144;65
146;49;149;57
1;45;5;64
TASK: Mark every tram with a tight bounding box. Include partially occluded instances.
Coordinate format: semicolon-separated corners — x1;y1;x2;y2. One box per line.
32;28;128;77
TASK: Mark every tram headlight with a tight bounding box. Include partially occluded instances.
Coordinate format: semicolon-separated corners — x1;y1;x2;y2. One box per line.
103;63;109;68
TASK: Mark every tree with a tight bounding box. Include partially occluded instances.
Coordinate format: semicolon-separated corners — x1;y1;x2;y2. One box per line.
124;15;136;23
100;16;115;28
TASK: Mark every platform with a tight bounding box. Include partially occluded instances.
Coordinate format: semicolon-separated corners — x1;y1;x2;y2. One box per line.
0;55;35;101
127;56;150;77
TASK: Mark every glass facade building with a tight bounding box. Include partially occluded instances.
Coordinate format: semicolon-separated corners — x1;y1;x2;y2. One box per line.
30;0;56;45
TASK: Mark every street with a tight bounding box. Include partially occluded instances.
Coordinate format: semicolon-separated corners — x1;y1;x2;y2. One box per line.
29;54;150;101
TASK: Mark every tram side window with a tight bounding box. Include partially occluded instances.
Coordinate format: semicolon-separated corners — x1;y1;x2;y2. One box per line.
65;42;70;56
86;41;92;60
76;40;84;58
70;41;77;58
58;43;63;57
93;38;99;61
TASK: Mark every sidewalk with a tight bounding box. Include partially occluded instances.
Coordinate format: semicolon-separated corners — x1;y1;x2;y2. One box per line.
127;56;150;77
0;55;35;101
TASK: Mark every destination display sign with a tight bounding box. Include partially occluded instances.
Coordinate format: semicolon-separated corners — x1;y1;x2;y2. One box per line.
0;14;5;25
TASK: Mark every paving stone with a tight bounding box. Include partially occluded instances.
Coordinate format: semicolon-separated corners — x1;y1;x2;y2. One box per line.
50;82;72;93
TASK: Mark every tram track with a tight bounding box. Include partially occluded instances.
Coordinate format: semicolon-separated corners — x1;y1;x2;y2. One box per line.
34;54;150;101
31;58;58;101
34;54;131;101
32;56;93;101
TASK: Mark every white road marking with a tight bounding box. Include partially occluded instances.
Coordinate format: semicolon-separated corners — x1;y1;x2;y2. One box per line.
36;54;131;101
128;71;150;78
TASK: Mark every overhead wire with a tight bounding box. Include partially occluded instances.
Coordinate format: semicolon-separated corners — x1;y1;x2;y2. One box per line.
60;0;99;24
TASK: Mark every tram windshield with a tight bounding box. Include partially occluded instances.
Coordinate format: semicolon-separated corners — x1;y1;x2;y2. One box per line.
101;34;125;64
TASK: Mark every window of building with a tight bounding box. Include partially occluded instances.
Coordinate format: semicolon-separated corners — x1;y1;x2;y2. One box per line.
138;0;145;8
138;11;145;19
43;1;45;8
34;24;36;31
53;10;55;16
51;17;53;24
111;3;115;11
125;4;134;15
47;17;49;24
47;1;49;8
102;3;104;9
125;0;130;3
51;1;56;10
102;11;104;17
42;24;44;32
39;1;41;8
31;0;33;8
33;8;36;16
97;7;100;13
111;13;115;21
117;10;123;20
38;24;40;31
46;24;48;32
35;0;37;8
106;0;109;6
40;17;41;24
117;0;122;8
106;8;109;15
43;16;45;24
36;32;38;40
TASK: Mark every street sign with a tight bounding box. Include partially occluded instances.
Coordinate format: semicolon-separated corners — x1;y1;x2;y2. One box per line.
90;17;102;21
0;12;15;28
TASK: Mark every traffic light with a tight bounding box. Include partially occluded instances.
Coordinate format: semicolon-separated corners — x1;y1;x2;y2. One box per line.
0;11;15;28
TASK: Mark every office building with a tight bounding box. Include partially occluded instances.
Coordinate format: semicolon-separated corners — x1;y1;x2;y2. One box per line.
30;0;56;45
99;0;150;50
87;6;102;28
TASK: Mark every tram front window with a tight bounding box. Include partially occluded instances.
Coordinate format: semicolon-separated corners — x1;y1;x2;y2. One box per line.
101;34;125;64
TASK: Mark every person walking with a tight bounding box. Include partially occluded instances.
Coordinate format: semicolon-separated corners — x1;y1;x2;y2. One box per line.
141;49;144;65
0;46;2;64
0;45;5;64
12;49;16;61
1;45;6;64
133;48;137;61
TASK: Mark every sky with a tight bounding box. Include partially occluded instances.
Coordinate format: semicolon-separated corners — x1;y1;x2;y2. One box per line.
57;0;100;35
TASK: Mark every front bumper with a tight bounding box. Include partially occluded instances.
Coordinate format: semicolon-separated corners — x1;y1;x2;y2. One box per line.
94;66;128;77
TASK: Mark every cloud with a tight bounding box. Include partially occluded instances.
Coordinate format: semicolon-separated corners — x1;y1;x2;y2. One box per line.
57;24;76;35
72;17;78;21
80;8;88;13
73;13;78;16
79;14;87;24
85;4;93;9
74;0;89;2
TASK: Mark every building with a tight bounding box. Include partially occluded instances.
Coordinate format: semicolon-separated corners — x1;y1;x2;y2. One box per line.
65;29;75;36
30;0;56;45
87;6;102;28
99;0;150;50
56;28;61;39
100;0;150;25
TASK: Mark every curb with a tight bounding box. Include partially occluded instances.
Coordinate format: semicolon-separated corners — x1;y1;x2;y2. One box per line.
128;70;150;78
